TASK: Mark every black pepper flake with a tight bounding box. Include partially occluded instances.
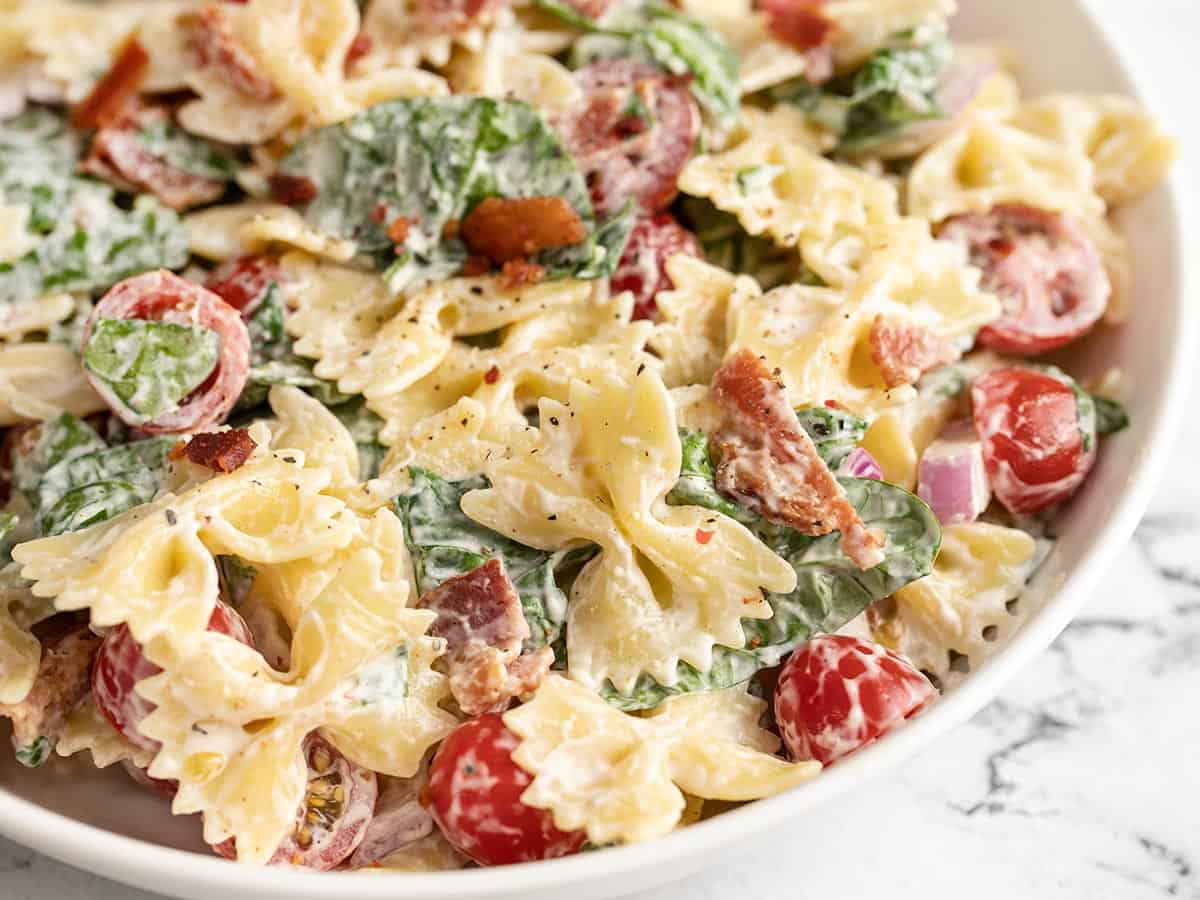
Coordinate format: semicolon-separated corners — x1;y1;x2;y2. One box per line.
549;416;560;426
165;509;177;526
636;363;646;375
548;514;558;521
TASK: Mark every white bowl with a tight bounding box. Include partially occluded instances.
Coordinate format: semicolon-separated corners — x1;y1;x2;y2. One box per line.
0;2;1193;898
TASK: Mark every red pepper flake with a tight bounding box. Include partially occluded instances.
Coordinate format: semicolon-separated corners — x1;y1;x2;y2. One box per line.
824;399;841;409
387;216;411;246
498;258;545;290
70;35;150;130
462;255;492;278
180;429;258;474
695;529;714;545
483;365;501;385
345;31;373;67
267;173;318;206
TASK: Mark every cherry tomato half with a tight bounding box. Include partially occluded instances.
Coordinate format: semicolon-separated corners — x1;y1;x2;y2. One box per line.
610;213;704;321
204;255;280;317
971;367;1097;515
427;713;585;866
92;600;254;753
938;204;1110;356
775;635;936;766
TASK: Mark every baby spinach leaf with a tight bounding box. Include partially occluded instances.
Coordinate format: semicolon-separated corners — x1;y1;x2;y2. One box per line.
83;318;220;422
15;736;51;769
395;467;577;648
546;0;740;127
332;398;387;480
277;97;634;293
1093;395;1130;436
11;413;107;505
794;407;869;468
771;32;951;154
216;555;259;608
134;119;239;182
0;108;83;234
35;437;176;537
607;431;941;710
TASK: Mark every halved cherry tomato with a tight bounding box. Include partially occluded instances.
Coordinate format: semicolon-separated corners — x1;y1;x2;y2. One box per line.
427;713;585;866
92;600;254;753
212;732;377;870
938;204;1110;356
775;635;936;765
204;256;280;317
556;59;699;218
82;271;251;435
971;367;1097;515
610;213;704;321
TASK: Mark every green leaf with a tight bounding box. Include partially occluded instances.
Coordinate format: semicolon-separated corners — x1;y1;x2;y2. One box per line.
330;398;387;480
35;437;176;537
216;555;259;608
771;32;951;154
794;406;869;468
11;414;107;505
15;736;51;768
546;0;741;128
0;512;19;566
0;109;82;233
1093;395;1130;436
608;431;941;710
278;97;634;292
134;119;239;182
83;318;220;423
394;467;580;649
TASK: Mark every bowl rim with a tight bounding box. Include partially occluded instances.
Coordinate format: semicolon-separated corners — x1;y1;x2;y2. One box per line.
0;4;1195;898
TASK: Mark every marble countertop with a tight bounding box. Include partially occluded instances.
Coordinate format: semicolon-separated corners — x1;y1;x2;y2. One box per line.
2;1;1197;898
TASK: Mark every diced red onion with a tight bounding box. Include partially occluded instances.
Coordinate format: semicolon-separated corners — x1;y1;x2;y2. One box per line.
838;447;883;481
917;420;991;524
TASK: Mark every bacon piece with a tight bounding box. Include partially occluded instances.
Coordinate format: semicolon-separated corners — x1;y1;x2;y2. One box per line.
419;0;509;33
184;5;278;101
346;775;435;869
461;197;587;264
0;619;101;761
710;349;885;570
759;0;837;52
178;429;257;473
81;109;227;211
868;315;960;389
498;259;546;290
70;36;150;130
387;216;411;246
417;559;552;716
345;32;373;68
268;173;318;206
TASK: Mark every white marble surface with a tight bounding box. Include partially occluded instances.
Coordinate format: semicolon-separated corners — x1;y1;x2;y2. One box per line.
2;1;1198;899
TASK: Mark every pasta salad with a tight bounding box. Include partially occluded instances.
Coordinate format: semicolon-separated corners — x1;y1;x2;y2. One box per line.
0;0;1176;872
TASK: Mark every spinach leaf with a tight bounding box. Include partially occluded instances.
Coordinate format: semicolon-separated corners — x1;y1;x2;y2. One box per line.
1093;395;1130;436
794;407;869;468
0;512;19;566
15;736;51;769
545;0;740;127
606;431;940;710
134;119;239;182
0;108;83;234
0;192;190;303
35;437;175;537
216;555;258;607
277;98;634;293
394;467;577;648
771;32;951;154
11;414;107;504
332;398;387;480
83;318;220;422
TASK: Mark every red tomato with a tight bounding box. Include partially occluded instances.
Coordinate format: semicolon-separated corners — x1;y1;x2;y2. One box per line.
82;271;251;434
204;256;280;317
120;759;179;799
610;213;704;321
427;713;585;866
775;635;936;766
759;0;836;51
92;600;254;753
938;204;1110;356
556;59;699;218
971;367;1097;515
213;732;377;869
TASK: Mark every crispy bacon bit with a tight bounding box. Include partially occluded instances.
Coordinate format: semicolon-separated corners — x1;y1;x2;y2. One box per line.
442;219;461;241
69;36;150;130
461;197;587;264
185;5;278;101
417;559;552;716
760;0;837;52
483;365;501;385
180;429;257;473
695;529;714;545
498;259;546;290
462;256;492;277
710;350;885;570
268;173;319;206
81;109;227;211
370;203;389;225
387;216;411;246
0;619;102;761
345;32;373;68
868;315;961;389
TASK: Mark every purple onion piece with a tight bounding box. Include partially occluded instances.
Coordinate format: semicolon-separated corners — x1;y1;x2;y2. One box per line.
838;447;884;481
917;421;991;524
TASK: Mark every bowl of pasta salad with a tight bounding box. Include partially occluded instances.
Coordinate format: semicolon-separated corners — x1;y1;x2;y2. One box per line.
0;0;1189;897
